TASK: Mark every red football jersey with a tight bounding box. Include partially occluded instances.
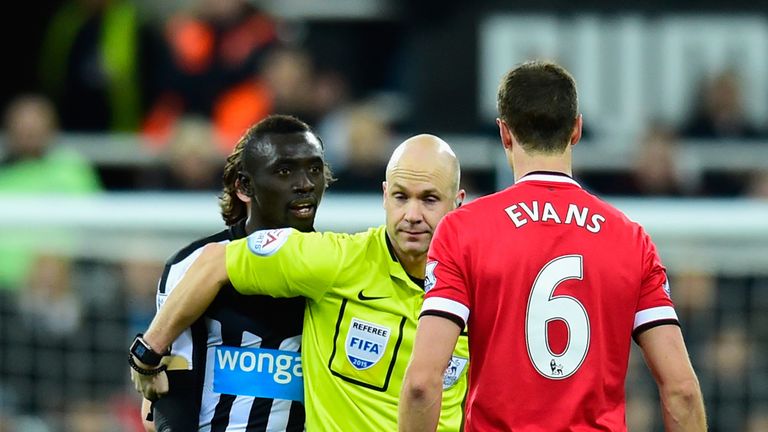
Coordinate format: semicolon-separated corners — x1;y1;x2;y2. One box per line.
422;172;678;431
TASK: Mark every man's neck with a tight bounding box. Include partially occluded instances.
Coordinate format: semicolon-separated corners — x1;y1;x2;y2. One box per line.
385;233;427;279
243;216;260;235
397;252;426;280
512;148;573;182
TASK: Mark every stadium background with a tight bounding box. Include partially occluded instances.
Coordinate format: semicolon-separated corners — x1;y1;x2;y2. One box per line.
1;0;767;430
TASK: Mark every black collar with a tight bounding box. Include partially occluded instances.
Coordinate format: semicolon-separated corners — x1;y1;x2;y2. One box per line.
228;219;248;240
521;170;574;179
385;232;426;288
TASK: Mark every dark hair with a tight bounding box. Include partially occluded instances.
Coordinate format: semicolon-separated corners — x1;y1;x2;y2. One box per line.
497;60;578;154
219;114;333;225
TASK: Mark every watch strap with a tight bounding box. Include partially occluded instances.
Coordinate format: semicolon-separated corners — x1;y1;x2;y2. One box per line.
130;333;168;366
128;354;167;376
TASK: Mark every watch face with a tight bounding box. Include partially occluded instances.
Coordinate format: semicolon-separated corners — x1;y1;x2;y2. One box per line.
131;336;163;366
134;344;148;357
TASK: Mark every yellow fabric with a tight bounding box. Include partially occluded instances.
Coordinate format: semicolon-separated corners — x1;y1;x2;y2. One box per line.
39;0;141;131
101;1;141;131
227;226;469;431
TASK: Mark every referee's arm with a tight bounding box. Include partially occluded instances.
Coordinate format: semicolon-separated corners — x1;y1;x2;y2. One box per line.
144;243;228;355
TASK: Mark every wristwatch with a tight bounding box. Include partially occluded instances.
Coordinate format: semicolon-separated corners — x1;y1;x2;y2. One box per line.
129;333;167;367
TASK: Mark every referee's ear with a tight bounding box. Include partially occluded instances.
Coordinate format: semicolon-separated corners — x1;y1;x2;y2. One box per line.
454;189;466;208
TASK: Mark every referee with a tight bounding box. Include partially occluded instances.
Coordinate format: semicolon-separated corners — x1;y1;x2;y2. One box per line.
131;135;469;431
133;115;331;431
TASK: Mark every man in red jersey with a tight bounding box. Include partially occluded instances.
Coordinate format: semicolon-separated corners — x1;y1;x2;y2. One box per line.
399;61;707;432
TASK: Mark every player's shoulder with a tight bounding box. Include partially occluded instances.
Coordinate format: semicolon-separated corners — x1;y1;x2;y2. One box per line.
443;189;512;223
584;190;645;229
165;228;231;267
157;228;231;295
578;189;655;245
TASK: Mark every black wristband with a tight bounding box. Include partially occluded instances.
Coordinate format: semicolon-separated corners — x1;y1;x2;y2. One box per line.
130;333;169;366
129;354;168;376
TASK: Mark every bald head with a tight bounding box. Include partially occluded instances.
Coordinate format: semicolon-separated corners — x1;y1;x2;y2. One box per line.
386;134;461;194
382;134;465;278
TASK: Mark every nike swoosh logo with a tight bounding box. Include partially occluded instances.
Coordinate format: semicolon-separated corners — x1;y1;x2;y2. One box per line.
357;290;389;301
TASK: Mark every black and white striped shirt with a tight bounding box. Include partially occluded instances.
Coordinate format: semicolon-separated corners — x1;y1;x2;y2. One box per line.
156;221;305;431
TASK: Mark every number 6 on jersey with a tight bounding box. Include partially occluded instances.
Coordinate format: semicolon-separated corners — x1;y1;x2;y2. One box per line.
526;255;590;379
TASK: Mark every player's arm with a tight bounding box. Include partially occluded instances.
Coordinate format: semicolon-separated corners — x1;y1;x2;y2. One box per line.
141;399;155;432
637;325;707;432
150;368;203;431
635;231;707;431
134;250;206;428
400;214;469;431
400;315;462;432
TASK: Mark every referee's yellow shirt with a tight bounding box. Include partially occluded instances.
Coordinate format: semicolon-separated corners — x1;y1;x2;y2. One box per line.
226;225;469;431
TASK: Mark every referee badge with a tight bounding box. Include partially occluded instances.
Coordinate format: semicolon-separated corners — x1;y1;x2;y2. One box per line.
247;228;291;256
345;318;391;370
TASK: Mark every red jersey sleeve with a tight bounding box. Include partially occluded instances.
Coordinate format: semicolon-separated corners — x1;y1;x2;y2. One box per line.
633;228;679;339
421;214;470;329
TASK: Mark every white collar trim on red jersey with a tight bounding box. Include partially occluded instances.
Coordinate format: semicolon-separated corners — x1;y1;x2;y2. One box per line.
516;173;581;188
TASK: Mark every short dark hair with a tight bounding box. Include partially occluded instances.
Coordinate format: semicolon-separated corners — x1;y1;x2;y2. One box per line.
219;114;332;225
497;61;578;153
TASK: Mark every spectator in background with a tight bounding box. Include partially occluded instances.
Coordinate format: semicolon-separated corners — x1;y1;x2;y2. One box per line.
681;70;763;140
678;70;766;196
318;102;394;192
143;0;280;149
138;117;223;190
623;124;697;196
257;47;318;122
210;45;319;151
747;411;768;432
582;124;697;197
745;170;768;199
0;95;109;420
0;95;102;291
163;118;223;190
39;0;149;132
0;95;102;193
702;325;754;431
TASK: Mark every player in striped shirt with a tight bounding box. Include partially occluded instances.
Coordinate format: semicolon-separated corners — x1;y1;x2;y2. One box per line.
135;115;331;431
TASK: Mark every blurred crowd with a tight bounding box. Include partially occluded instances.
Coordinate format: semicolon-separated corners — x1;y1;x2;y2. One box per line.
581;69;768;199
1;0;765;199
0;1;767;431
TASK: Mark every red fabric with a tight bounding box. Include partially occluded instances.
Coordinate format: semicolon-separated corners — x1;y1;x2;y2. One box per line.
166;17;215;74
220;14;276;67
141;93;184;149
212;80;273;153
425;174;675;431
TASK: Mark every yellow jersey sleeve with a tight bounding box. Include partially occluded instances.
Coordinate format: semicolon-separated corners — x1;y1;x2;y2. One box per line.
225;228;346;302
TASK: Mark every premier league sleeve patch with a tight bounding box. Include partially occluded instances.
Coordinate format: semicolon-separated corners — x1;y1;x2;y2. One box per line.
424;261;438;293
442;355;468;389
246;228;292;256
